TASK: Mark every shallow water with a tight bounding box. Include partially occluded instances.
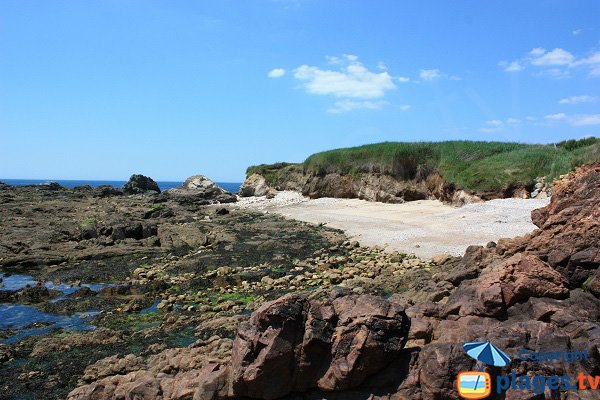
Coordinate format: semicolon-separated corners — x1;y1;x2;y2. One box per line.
140;299;160;314
0;304;99;344
0;272;120;294
0;272;117;344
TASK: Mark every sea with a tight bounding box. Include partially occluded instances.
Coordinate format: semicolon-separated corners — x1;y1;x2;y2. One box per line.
0;179;242;193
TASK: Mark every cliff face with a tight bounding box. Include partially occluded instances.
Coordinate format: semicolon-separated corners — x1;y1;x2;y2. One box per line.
240;164;530;205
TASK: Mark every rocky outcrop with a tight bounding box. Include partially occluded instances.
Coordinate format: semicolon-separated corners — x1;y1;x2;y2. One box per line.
240;169;492;205
239;174;275;197
68;293;409;400
67;336;233;400
123;174;161;194
67;162;600;400
231;292;409;398
166;175;236;204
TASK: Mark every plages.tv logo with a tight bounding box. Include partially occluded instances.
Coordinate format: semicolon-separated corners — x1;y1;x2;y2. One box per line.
456;341;511;399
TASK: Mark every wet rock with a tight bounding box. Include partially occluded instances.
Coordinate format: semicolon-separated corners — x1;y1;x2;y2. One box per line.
16;285;61;303
67;286;97;298
122;174;161;195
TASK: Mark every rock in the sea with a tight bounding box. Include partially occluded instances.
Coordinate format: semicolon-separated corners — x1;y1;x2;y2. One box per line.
166;175;236;204
122;174;161;195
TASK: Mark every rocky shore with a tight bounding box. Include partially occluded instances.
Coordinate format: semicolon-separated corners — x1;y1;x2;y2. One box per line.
1;163;599;399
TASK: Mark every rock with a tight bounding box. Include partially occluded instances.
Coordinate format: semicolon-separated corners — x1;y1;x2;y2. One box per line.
122;174;161;195
239;173;274;197
444;253;568;318
167;175;237;204
68;337;233;400
215;207;229;215
430;253;451;265
16;285;61;303
92;185;123;197
67;286;97;298
230;292;409;398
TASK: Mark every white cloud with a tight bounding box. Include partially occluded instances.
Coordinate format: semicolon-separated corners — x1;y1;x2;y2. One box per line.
545;113;567;120
570;114;600;126
505;46;600;78
377;62;388;71
327;100;387;113
502;61;523;72
399;104;412;111
268;68;286;78
325;56;342;65
419;69;441;81
531;48;575;66
530;48;546;57
575;51;600;76
481;112;600;131
294;57;396;99
533;68;571;79
397;76;410;83
559;95;598;105
573;29;582;36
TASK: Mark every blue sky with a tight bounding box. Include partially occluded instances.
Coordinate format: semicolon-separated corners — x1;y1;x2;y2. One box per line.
1;0;599;181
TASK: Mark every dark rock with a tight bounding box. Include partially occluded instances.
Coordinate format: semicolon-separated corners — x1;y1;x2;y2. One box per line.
67;287;97;298
215;207;229;215
73;185;93;192
122;174;161;195
92;185;123;197
16;285;62;303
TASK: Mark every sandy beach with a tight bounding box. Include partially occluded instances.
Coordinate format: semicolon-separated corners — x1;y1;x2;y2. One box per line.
236;192;550;258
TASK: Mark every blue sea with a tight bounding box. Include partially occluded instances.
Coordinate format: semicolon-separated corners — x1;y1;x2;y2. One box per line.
0;179;242;193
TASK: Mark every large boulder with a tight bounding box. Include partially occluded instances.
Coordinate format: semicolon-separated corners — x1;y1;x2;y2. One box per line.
230;292;410;398
239;173;275;197
122;174;161;195
444;253;569;318
167;175;236;204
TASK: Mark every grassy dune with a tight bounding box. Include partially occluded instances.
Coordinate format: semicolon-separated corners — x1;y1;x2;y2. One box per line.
248;138;600;193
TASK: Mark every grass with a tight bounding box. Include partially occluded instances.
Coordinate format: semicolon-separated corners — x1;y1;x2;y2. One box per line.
246;162;303;186
248;138;599;193
79;219;97;229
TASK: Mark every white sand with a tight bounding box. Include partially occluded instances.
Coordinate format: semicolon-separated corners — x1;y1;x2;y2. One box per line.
235;191;550;259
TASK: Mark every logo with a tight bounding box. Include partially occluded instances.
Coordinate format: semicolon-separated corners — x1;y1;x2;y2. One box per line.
456;341;510;399
456;371;491;399
456;341;598;398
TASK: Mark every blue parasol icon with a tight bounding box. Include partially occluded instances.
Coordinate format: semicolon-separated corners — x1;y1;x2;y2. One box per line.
463;341;511;367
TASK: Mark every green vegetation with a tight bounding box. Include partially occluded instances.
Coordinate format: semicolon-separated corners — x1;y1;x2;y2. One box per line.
219;292;257;304
301;139;600;192
79;219;96;229
246;162;302;186
146;203;165;213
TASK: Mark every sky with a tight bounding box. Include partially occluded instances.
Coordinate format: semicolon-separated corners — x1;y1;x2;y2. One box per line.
1;0;599;181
